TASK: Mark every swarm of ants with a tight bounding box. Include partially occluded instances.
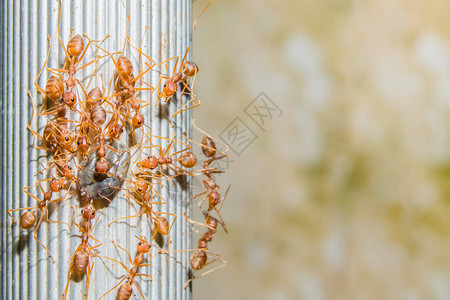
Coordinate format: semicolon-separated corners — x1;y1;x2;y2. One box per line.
7;2;229;299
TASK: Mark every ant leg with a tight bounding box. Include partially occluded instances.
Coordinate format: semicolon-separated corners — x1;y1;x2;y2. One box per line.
133;281;146;300
61;252;77;300
183;212;216;233
169;164;194;177
96;254;129;272
76;166;96;183
108;210;144;226
57;0;72;63
92;43;128;84
171;145;192;157
7;207;36;224
90;207;105;234
149;188;166;205
34;35;52;98
22;185;42;202
98;275;128;300
170;98;201;124
84;259;94;300
136;273;153;280
33;211;55;263
78;33;110;63
76;53;112;72
171;53;181;75
71;206;83;232
45;211;70;229
112;241;133;265
183;259;227;289
193;0;215;29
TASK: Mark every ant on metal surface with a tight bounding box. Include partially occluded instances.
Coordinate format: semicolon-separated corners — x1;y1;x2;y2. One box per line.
61;202;102;300
97;236;154;300
8;178;70;263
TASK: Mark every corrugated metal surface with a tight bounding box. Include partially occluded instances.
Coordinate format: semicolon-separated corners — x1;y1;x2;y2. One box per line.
1;0;193;299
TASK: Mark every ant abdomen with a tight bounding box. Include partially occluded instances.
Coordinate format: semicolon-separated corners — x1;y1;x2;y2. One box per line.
90;105;107;126
45;76;62;101
87;87;103;109
182;61;199;77
73;251;89;274
154;216;169;235
179;152;197;168
20;211;36;229
190;251;207;270
117;282;133;300
201;135;217;157
67;34;84;57
117;56;134;79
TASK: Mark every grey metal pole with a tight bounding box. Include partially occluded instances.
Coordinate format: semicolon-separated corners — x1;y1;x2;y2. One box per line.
1;0;193;299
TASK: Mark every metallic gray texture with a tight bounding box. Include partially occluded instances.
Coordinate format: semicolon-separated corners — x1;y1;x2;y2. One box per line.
1;0;193;299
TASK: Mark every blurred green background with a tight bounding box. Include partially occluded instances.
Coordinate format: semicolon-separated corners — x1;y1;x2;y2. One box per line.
190;0;450;299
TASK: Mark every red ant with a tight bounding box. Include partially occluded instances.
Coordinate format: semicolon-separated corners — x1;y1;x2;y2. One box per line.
109;176;176;240
156;47;201;125
44;2;110;112
27;92;76;156
182;127;230;230
7;178;71;263
136;134;198;178
97;236;154;300
61;203;102;300
163;210;227;289
92;20;156;134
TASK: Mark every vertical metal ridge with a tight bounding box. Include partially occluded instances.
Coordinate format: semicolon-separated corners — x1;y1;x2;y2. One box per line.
3;0;193;299
0;2;5;299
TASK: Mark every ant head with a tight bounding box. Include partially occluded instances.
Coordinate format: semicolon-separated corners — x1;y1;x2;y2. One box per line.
57;131;73;151
179;152;197;168
76;135;90;153
50;177;65;192
134;180;149;195
81;204;96;220
60;162;75;179
162;80;177;98
62;91;77;108
148;156;158;169
132;112;144;129
136;236;151;253
201;135;217;158
67;34;84;57
137;156;158;170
